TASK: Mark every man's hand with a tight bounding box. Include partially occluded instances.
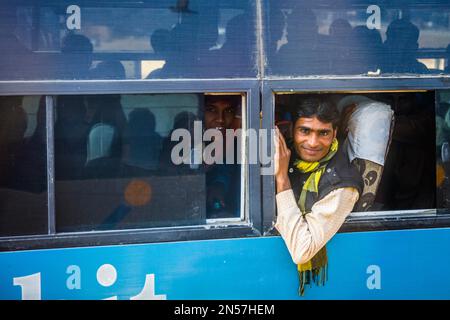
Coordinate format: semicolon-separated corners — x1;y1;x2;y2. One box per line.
274;127;292;193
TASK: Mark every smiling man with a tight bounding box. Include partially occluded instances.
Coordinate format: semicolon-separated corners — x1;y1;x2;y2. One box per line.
274;97;363;295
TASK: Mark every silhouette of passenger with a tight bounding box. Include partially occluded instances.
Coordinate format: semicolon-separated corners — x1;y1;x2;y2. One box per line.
123;108;163;171
0;5;31;79
13;97;47;193
83;95;126;178
203;95;241;218
0;96;48;236
274;7;328;75
147;29;174;78
215;13;254;77
60;33;94;79
148;23;197;78
348;25;384;74
90;61;126;79
55;95;89;180
85;95;126;134
0;97;27;188
159;111;199;174
327;19;353;74
383;19;429;74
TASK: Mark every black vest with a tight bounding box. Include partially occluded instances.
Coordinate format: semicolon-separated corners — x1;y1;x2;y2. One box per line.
289;147;363;213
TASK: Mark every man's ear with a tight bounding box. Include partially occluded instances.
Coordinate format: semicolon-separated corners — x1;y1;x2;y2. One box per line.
333;127;338;139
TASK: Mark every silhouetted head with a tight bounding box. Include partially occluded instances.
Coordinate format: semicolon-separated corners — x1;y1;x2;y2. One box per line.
329;19;352;39
90;61;126;79
128;108;156;132
287;7;318;42
385;19;420;50
173;111;198;131
61;33;93;54
151;29;172;53
61;34;94;77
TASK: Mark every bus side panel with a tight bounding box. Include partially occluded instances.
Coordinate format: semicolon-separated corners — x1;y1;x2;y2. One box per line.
1;227;450;299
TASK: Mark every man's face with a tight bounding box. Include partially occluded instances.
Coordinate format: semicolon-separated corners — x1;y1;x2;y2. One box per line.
293;116;337;162
204;99;235;134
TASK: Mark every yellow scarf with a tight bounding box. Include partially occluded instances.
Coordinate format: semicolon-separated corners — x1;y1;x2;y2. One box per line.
293;138;338;296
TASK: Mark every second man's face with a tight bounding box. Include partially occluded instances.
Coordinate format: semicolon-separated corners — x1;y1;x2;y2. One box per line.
293;116;336;162
204;100;235;134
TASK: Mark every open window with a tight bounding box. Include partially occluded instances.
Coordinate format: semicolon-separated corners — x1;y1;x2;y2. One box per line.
273;90;438;221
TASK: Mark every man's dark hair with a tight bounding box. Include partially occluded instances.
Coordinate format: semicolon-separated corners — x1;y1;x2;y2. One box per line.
292;96;340;129
204;95;241;109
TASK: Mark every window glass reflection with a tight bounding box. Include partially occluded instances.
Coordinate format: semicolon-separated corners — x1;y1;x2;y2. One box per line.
437;91;450;211
0;96;48;236
55;94;243;232
0;1;256;80
267;0;450;76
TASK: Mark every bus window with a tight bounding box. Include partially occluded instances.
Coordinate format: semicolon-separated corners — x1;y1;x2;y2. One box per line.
266;0;450;76
0;96;48;237
54;93;244;232
275;91;436;214
0;1;257;80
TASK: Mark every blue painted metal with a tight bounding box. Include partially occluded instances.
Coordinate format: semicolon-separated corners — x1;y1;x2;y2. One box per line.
1;227;450;300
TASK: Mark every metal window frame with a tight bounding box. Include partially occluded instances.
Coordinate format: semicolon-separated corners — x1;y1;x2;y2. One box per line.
0;79;262;251
261;76;450;235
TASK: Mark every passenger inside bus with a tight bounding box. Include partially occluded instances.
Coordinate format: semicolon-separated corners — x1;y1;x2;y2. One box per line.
0;96;48;236
275;92;436;212
83;95;125;179
273;6;329;75
55;95;89;180
203;95;241;218
159;110;199;175
210;13;254;77
60;33;94;80
159;95;242;219
383;19;429;74
90;61;126;80
122;108;163;172
54;93;244;231
14;97;47;193
270;4;432;76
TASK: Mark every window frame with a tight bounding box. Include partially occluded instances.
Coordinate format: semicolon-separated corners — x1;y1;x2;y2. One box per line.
0;79;262;251
261;77;450;235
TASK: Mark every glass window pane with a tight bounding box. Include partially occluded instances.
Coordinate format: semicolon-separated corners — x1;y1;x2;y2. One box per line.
437;90;450;212
266;0;450;76
55;93;243;232
0;1;256;80
0;96;48;236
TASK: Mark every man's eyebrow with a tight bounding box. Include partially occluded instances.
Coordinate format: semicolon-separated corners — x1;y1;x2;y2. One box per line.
295;125;331;131
296;126;332;132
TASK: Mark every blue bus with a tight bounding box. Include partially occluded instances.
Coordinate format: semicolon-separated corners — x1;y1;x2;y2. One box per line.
1;0;450;300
